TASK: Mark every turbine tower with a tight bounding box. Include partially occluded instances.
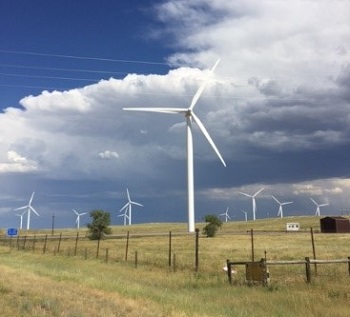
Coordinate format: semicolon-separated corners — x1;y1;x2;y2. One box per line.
73;209;87;229
123;60;226;232
15;210;26;230
310;198;329;216
219;207;232;222
241;209;248;222
271;196;293;218
14;192;39;230
239;187;264;221
119;188;143;225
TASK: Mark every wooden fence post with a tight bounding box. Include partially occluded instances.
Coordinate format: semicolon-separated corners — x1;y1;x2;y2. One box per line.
251;228;255;262
173;254;176;273
96;237;101;258
310;227;317;274
305;257;311;283
195;228;199;272
125;231;130;261
74;232;79;256
57;233;62;253
168;231;172;267
43;235;48;254
227;259;233;285
135;251;138;268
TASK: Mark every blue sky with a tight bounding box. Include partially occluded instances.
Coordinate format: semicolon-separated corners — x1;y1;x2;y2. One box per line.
1;0;350;231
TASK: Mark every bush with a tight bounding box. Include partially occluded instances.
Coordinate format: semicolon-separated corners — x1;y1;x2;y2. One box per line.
202;214;222;237
87;210;112;240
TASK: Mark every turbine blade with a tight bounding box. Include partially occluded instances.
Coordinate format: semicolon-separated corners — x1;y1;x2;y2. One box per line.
29;192;35;205
319;203;329;207
30;206;40;216
131;202;143;207
189;59;220;110
120;202;129;212
191;112;226;166
282;202;293;205
253;187;264;197
271;196;280;204
14;206;27;211
126;188;131;202
239;192;252;198
73;209;78;215
123;107;186;114
310;198;317;205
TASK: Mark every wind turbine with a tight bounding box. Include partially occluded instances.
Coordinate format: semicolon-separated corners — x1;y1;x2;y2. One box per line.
219;207;232;222
15;210;26;230
271;196;293;218
241;209;248;222
239;187;264;221
123;59;226;232
73;209;87;229
14;192;40;230
118;209;129;226
119;188;143;225
310;198;329;216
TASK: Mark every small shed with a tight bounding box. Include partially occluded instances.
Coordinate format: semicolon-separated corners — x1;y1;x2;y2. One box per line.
320;216;350;233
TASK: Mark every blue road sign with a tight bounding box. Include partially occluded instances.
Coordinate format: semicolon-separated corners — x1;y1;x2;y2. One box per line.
7;228;18;237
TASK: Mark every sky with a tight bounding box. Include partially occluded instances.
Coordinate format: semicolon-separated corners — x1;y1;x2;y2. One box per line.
0;0;350;231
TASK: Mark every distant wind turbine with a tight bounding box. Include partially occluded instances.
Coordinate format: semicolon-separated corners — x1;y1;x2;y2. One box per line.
123;59;226;232
271;196;293;218
219;207;232;222
310;198;329;216
15;210;26;230
239;188;264;221
118;207;130;226
73;209;87;229
241;210;248;222
14;192;39;230
119;188;143;225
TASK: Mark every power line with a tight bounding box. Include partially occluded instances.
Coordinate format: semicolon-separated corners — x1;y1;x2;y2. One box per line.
0;49;170;66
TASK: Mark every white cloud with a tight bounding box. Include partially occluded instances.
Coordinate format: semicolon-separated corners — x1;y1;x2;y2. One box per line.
0;151;38;173
98;150;120;159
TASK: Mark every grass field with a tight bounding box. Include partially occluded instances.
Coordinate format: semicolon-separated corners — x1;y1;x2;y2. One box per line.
0;216;350;317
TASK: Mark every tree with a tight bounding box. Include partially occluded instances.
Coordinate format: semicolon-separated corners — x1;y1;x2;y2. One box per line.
202;214;223;237
87;209;112;240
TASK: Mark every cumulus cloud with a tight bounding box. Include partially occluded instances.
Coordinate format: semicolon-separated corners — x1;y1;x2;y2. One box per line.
0;151;38;173
98;150;120;159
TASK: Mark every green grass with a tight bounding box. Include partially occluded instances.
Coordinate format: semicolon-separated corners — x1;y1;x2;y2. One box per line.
1;216;350;317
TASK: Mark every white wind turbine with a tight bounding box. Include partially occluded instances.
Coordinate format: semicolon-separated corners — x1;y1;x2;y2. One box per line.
219;207;232;222
123;60;226;232
271;196;293;218
73;209;87;229
14;192;40;230
15;210;26;230
239;187;264;221
310;198;329;216
241;209;248;222
118;209;129;226
119;188;143;225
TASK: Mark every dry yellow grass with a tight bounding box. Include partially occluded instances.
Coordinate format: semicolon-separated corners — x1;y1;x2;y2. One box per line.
1;216;350;317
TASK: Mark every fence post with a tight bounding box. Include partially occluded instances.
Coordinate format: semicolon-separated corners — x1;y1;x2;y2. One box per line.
305;257;311;283
310;227;317;274
251;228;255;262
168;231;172;267
227;259;232;285
43;235;48;254
125;231;130;261
57;233;62;253
348;257;350;276
16;235;20;250
96;237;101;258
135;250;138;268
195;228;199;272
173;253;176;273
23;235;27;250
32;235;36;253
74;232;79;256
